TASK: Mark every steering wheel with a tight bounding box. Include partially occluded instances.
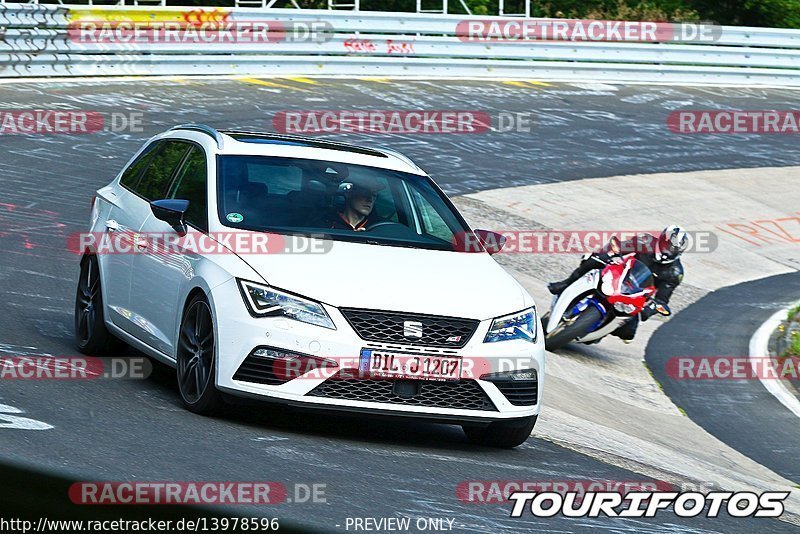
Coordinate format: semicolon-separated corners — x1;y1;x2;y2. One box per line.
365;221;406;231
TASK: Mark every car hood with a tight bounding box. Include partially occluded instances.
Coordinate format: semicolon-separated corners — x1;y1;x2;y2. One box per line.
234;238;531;321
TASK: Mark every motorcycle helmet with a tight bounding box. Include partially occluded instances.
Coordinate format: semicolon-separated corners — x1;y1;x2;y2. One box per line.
655;225;688;264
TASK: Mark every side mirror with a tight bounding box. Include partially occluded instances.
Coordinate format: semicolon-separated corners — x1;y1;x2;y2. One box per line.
474;229;507;255
655;302;671;316
150;199;189;234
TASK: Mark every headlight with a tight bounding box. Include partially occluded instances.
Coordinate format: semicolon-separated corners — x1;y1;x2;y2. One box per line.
238;279;335;329
484;307;537;343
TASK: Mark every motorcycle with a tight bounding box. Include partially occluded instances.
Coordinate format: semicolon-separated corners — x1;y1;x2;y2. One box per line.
543;238;671;351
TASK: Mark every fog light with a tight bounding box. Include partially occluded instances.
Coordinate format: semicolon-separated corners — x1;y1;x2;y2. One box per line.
253;348;297;360
249;346;338;381
480;368;538;382
510;371;536;381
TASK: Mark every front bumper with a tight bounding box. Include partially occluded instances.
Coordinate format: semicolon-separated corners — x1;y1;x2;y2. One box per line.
211;278;544;422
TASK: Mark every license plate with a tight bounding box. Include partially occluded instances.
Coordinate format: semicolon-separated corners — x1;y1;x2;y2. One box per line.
359;349;461;381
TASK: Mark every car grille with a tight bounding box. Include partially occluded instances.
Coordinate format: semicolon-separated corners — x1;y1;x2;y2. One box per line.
232;355;292;386
340;308;479;348
307;372;497;411
493;379;538;406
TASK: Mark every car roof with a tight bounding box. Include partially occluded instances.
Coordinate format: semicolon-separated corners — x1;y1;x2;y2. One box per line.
165;124;426;176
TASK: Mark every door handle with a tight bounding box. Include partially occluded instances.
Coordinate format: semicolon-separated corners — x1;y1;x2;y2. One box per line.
105;219;119;233
134;235;148;250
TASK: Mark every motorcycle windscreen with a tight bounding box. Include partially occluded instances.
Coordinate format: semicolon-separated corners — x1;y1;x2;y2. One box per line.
621;261;655;294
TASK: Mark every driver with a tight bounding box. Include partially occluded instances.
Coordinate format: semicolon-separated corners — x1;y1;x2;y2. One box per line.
328;176;385;231
546;225;688;342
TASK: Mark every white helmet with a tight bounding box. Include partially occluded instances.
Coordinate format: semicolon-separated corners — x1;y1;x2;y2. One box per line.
655;225;688;264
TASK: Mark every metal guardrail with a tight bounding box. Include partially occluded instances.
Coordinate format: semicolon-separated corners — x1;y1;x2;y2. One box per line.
6;33;800;71
2;3;800;84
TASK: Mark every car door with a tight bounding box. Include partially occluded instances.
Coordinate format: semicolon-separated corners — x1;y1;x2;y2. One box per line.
101;141;161;335
129;142;208;357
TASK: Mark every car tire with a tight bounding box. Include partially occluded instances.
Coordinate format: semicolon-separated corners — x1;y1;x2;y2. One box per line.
74;254;124;355
544;306;602;351
463;415;537;448
176;293;225;415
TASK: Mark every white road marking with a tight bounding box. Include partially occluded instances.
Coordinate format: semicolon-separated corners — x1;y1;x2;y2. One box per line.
749;304;800;419
0;403;53;430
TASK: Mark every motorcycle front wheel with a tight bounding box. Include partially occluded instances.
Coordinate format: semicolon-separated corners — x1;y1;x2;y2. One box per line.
544;306;603;351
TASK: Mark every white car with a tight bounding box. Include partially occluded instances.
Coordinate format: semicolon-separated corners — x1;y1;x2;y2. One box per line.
74;125;544;448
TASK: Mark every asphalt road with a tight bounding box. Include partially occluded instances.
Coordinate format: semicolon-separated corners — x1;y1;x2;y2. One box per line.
1;78;799;531
1;78;800;198
646;272;800;484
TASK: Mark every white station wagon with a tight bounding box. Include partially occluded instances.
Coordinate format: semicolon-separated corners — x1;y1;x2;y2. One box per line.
75;125;544;448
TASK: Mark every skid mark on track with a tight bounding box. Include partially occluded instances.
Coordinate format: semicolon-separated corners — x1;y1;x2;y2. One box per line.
252;436;290;442
0;343;52;357
11;270;72;282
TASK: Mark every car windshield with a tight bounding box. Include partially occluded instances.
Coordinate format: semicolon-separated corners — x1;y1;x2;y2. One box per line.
217;155;471;251
621;260;655;294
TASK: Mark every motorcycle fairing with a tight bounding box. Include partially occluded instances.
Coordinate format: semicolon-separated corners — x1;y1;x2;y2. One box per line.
546;269;600;333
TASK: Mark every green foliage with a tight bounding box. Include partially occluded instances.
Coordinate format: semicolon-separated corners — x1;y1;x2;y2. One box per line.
40;0;798;28
320;0;796;26
690;0;800;27
789;331;800;357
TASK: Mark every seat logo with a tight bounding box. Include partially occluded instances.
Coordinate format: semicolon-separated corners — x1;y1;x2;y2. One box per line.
403;321;423;338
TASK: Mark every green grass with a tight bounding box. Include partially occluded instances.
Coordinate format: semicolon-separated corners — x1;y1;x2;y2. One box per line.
642;361;665;394
787;331;800;358
788;303;800;322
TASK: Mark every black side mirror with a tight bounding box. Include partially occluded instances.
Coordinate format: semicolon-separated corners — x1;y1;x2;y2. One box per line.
150;199;189;234
474;229;507;255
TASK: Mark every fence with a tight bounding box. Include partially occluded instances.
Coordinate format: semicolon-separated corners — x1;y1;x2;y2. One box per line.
1;3;800;84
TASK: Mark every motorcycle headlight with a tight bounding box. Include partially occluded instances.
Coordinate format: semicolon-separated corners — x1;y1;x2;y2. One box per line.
238;279;335;330
484;307;537;343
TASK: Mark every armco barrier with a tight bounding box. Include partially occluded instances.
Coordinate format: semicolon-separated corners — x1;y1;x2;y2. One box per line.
1;3;800;84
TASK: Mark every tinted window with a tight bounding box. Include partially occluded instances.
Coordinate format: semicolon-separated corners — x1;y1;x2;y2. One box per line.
247;162;302;195
409;186;453;241
120;142;158;191
136;141;191;201
168;145;208;230
217;155;470;252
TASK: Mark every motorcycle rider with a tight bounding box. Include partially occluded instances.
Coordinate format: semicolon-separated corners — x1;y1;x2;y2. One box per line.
546;225;688;341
